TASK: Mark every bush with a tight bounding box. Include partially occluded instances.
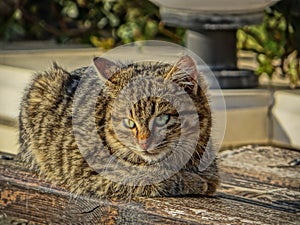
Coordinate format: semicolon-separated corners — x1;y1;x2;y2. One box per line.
237;0;300;88
0;0;184;48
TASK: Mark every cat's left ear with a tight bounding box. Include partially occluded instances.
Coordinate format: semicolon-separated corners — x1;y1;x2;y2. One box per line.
93;57;119;81
166;55;198;95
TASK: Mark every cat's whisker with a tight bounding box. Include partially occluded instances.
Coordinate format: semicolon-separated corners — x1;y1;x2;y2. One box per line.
103;154;119;175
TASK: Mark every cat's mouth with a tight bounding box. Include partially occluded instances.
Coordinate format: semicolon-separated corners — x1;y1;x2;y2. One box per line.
142;149;161;156
127;138;173;163
137;143;164;156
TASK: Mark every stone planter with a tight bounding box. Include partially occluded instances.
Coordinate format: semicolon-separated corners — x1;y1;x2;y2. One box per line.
150;0;279;88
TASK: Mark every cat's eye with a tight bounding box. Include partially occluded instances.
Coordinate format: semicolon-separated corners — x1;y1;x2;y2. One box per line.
123;118;136;129
154;114;170;127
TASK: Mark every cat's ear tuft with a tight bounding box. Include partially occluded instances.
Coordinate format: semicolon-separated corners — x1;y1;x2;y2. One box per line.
93;57;119;80
166;55;198;94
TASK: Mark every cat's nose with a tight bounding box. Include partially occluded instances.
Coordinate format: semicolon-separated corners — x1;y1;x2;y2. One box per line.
137;130;151;150
138;138;151;151
140;143;148;151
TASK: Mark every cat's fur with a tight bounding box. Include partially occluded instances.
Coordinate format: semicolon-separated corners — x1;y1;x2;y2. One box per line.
18;55;219;198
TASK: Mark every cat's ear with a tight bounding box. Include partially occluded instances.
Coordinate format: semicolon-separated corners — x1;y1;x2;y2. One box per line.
93;57;119;81
165;55;198;94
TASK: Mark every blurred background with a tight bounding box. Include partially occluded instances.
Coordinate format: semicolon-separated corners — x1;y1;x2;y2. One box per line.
1;0;299;86
0;0;300;154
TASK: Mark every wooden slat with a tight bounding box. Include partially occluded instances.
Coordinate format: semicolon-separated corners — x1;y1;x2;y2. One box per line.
219;173;300;213
219;145;300;189
1;146;299;224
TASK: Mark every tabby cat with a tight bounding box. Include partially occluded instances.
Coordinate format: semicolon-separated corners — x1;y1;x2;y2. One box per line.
18;55;219;198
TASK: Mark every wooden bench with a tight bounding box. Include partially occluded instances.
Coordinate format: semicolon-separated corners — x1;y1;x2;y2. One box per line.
1;145;299;224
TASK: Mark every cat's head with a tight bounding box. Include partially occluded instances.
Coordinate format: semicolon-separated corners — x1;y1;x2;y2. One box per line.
93;56;211;165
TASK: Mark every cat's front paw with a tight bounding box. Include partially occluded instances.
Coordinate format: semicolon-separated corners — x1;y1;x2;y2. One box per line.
180;172;208;195
205;181;219;196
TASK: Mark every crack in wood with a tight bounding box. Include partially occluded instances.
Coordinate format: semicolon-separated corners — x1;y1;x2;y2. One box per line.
76;204;102;214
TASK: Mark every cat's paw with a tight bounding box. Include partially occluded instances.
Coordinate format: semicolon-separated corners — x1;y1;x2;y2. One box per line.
205;181;218;196
202;174;220;196
180;172;208;195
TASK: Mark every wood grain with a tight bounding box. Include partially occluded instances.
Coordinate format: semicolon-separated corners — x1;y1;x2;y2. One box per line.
1;146;299;224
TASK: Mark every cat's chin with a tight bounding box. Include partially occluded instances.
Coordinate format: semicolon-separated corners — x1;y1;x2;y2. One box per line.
137;149;170;164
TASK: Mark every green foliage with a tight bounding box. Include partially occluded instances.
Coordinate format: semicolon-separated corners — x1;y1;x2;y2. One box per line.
237;1;300;88
0;0;184;47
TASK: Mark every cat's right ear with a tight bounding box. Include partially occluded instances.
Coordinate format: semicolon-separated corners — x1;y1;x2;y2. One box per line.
93;57;119;81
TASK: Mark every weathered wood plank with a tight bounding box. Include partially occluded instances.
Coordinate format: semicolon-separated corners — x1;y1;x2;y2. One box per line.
0;159;186;224
219;145;300;216
219;145;300;189
219;173;300;214
1;146;299;225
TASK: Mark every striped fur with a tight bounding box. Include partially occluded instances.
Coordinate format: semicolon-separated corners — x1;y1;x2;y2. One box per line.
18;56;219;199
